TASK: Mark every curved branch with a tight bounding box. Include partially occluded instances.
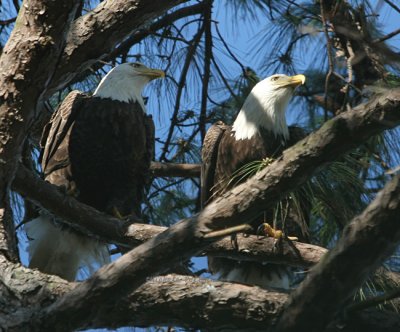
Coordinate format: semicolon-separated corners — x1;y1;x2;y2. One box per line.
47;0;189;95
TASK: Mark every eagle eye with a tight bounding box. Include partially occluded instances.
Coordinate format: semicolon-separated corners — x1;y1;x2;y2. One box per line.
132;63;142;68
271;76;279;82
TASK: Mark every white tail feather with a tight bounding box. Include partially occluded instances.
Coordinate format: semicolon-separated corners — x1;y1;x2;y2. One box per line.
216;265;290;289
26;214;110;281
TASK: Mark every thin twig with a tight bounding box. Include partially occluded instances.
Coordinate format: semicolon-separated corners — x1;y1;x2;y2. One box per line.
0;17;16;25
373;27;400;44
104;3;207;62
199;1;213;144
214;22;246;75
332;72;362;95
160;24;205;162
211;57;239;103
383;0;400;14
12;0;20;13
320;1;335;121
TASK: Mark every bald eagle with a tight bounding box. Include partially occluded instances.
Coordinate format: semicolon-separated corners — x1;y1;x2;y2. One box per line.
26;63;164;281
201;74;309;289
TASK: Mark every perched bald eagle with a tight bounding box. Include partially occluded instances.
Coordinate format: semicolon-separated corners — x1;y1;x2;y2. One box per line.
201;74;309;289
26;63;164;281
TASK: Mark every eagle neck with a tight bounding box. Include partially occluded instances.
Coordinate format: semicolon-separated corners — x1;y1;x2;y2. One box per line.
232;91;289;141
93;71;147;111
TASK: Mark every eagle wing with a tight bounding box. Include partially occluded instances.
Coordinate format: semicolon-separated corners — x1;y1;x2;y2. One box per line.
39;91;88;188
200;121;228;208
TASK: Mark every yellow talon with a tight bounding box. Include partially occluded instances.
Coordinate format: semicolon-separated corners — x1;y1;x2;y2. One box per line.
263;223;283;239
261;223;298;241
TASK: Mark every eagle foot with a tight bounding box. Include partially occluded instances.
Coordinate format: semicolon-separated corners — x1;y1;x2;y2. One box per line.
257;223;298;241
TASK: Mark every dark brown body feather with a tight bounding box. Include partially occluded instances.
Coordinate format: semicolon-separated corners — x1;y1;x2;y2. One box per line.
201;122;309;288
41;90;154;217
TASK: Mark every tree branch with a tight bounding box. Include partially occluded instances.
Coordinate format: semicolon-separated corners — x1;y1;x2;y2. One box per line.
275;173;400;332
0;0;81;261
150;161;200;178
13;164;325;267
33;88;400;330
1;256;400;331
46;0;189;96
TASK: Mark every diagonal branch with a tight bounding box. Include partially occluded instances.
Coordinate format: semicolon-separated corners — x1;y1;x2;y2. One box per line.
105;2;207;62
13;164;325;267
46;0;189;96
160;22;205;161
34;89;400;330
275;173;400;332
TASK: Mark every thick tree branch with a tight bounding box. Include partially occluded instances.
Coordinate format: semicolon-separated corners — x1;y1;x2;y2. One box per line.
207;235;325;267
46;0;189;96
275;174;400;332
32;89;400;330
1;256;399;331
13;164;325;267
13;165;140;246
0;0;80;261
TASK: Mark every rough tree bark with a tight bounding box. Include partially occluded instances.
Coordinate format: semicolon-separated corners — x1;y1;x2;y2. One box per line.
0;0;80;261
46;0;189;95
275;174;400;332
0;0;193;263
14;164;325;267
27;88;400;330
1;255;399;331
